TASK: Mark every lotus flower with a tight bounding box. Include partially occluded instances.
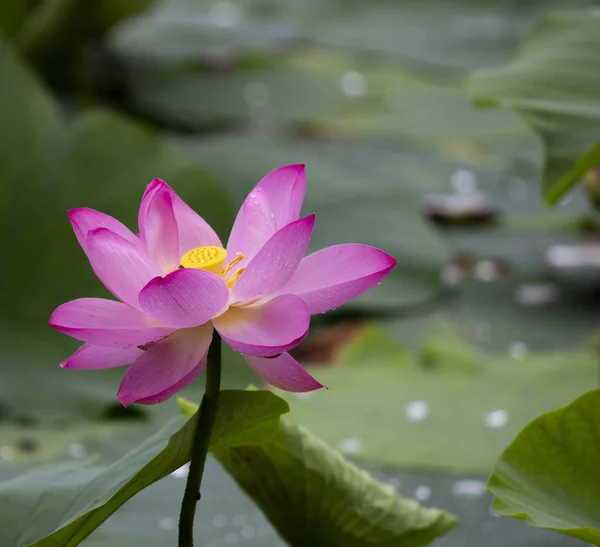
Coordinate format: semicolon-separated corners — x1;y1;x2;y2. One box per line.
49;165;396;405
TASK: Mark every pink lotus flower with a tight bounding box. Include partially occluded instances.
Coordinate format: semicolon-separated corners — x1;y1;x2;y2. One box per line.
49;165;396;405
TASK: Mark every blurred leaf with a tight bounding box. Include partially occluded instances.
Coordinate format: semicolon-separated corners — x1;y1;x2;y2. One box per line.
282;325;596;472
0;390;288;547
216;418;457;547
487;389;600;544
469;10;600;205
0;0;34;40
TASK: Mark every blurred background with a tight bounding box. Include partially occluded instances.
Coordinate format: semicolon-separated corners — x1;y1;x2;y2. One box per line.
1;0;600;545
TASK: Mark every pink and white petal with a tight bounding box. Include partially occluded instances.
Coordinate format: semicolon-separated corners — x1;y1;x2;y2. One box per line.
138;268;229;328
274;244;396;315
135;362;204;405
213;294;309;357
138;180;180;272
49;298;173;347
231;214;315;304
61;343;143;370
226;165;306;265
85;228;163;309
244;352;324;392
117;324;212;406
68;208;139;251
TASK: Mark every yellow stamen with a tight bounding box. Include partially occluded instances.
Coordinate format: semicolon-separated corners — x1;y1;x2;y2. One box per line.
180;246;227;274
223;252;244;276
226;268;245;289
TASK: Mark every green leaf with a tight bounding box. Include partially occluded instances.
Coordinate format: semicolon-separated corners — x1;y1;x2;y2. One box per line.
0;390;288;547
215;418;457;547
487;389;600;544
468;10;600;204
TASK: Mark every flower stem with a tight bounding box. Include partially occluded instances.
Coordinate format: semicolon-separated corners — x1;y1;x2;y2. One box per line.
178;332;222;547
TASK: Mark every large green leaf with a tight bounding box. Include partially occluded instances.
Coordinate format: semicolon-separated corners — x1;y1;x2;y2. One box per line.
181;401;457;547
0;390;288;547
487;389;600;544
469;10;600;204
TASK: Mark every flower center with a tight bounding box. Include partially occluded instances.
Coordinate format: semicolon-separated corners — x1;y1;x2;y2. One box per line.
180;246;245;289
180;246;227;274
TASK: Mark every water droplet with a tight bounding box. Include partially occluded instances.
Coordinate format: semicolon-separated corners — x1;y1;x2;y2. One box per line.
209;2;240;28
474;260;499;282
451;479;486;498
225;532;239;544
0;446;15;461
68;443;86;459
507;342;528;361
484;409;509;429
240;526;256;539
171;463;190;478
213;514;227;528
514;283;560;306
158;516;176;530
340;71;368;98
295;392;314;401
338;437;364;455
450;170;477;195
414;485;431;501
243;81;269;107
405;401;429;422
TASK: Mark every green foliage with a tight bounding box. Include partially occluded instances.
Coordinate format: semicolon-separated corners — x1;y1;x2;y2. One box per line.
487;389;600;544
181;399;457;547
0;391;288;547
469;10;600;204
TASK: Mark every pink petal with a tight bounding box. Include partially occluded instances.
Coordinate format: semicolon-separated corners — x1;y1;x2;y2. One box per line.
244;352;324;392
49;298;173;347
231;214;315;304
140;179;222;260
135;362;203;405
226;164;306;266
138;268;229;328
213;294;309;357
117;324;212;406
69;208;139;251
138;180;180;272
274;244;397;314
61;343;143;370
84;228;163;309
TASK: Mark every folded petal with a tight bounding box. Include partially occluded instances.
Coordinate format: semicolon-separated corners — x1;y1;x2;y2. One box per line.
226;164;306;266
84;228;163;309
274;244;396;315
138;268;229;328
244;352;324;392
138;180;180;272
139;179;222;262
49;298;173;347
213;294;309;357
69;208;139;251
61;343;143;369
231;214;315;304
117;324;212;406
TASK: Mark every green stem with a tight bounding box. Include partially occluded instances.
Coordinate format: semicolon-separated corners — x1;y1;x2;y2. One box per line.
178;332;222;547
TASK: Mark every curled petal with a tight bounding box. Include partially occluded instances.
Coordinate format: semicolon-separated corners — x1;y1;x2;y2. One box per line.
244;352;324;392
226;164;306;266
274;244;396;314
138;268;229;328
231;214;315;304
61;343;143;370
117;324;212;406
85;228;163;309
69;208;139;251
213;294;309;357
139;179;222;261
138;180;180;272
49;298;173;347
